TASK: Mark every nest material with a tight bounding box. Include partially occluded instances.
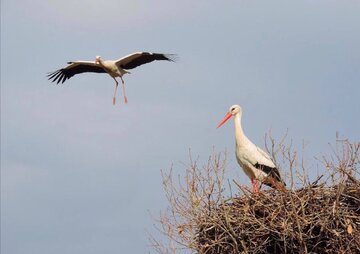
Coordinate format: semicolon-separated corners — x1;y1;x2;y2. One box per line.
197;179;360;254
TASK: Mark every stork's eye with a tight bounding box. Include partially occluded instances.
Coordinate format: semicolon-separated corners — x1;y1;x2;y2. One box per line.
231;107;235;111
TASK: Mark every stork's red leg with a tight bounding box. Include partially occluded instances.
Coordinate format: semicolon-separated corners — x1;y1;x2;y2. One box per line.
120;77;128;104
251;178;255;192
113;78;119;105
253;179;260;193
255;180;260;193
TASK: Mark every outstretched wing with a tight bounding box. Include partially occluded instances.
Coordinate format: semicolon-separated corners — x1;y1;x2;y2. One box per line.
115;52;176;70
47;61;106;84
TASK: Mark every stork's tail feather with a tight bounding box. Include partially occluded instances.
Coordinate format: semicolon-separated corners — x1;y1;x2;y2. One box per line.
265;176;288;193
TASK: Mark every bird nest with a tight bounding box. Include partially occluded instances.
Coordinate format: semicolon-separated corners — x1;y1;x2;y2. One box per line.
150;139;360;254
197;179;360;254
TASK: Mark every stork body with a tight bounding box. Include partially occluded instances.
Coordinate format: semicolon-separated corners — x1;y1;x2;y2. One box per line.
217;105;286;192
48;52;176;104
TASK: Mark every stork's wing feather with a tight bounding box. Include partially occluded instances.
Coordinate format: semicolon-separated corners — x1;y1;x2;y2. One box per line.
47;61;106;84
256;146;273;163
250;144;285;186
115;52;176;70
253;163;284;185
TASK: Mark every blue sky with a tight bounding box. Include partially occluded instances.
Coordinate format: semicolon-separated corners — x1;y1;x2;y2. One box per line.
1;1;360;253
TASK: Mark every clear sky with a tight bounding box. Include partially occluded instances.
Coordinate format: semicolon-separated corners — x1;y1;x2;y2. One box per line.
1;1;359;253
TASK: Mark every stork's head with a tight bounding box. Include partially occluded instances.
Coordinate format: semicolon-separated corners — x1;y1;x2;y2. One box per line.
217;105;242;128
95;56;102;64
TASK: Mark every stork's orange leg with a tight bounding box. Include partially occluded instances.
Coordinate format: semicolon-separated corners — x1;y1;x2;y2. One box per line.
251;178;255;192
251;179;260;193
120;76;128;104
113;78;119;105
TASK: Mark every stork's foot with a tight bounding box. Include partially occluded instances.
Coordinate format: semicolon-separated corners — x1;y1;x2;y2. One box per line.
113;97;116;105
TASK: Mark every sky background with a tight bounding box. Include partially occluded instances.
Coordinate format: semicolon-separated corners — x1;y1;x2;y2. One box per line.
1;1;360;253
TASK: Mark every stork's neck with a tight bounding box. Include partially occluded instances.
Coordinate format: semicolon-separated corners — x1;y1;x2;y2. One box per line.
234;113;250;147
97;59;105;67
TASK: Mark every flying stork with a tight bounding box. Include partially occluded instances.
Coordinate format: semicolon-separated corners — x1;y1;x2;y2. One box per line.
48;52;176;105
217;105;286;193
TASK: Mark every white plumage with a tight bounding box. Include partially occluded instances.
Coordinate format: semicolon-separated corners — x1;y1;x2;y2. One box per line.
217;105;286;192
48;52;176;104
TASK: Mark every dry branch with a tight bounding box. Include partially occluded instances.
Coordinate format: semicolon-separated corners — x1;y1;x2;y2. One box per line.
150;139;360;254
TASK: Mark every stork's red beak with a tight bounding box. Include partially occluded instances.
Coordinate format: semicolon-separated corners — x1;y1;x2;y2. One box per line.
217;112;232;128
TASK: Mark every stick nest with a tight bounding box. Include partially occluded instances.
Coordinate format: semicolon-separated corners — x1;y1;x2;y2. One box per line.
197;179;360;254
150;139;360;254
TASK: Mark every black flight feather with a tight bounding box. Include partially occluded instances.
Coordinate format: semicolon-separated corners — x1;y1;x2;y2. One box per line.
120;53;176;70
253;163;286;187
48;64;106;84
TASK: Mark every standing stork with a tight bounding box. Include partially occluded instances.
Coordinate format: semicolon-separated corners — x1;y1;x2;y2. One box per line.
217;105;286;192
48;52;176;105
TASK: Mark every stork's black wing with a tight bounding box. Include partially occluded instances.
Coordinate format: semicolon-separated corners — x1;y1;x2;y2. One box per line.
47;61;106;84
116;52;176;70
254;163;286;187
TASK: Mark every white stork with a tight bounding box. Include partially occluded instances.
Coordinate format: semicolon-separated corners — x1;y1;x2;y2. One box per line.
48;52;176;104
217;105;286;192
